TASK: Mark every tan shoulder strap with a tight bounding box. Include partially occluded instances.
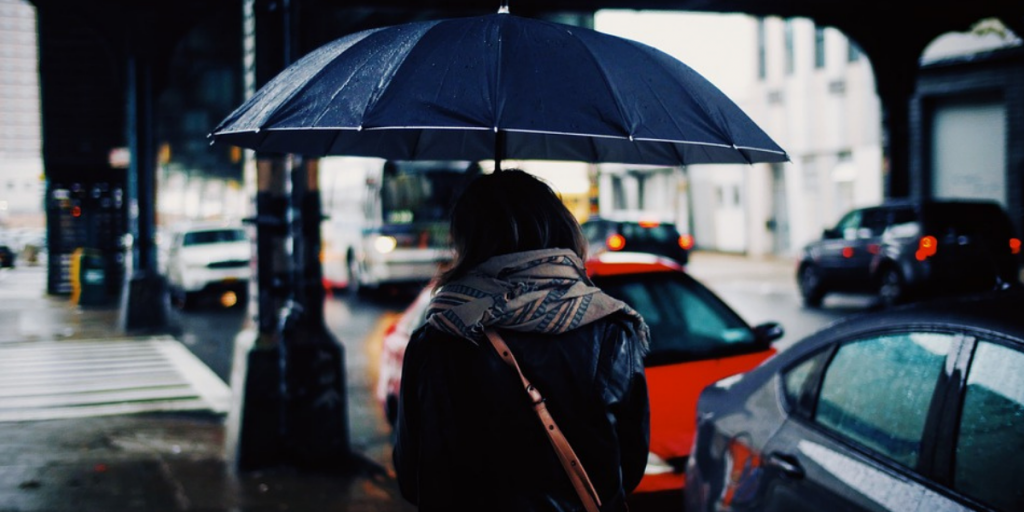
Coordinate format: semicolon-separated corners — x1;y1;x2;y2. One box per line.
483;329;602;512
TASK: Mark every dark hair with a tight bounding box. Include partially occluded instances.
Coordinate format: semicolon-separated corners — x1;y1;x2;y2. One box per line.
436;169;587;287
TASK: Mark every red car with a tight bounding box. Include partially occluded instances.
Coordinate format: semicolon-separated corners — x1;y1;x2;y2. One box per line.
376;252;784;503
377;281;435;427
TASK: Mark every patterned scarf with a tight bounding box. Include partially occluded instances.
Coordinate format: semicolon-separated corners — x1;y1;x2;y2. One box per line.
425;248;649;348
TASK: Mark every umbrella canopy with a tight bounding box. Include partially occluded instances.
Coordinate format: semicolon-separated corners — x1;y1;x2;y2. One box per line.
210;12;787;167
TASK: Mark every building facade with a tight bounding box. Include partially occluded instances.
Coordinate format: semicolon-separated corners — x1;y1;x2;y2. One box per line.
593;13;884;259
0;0;44;229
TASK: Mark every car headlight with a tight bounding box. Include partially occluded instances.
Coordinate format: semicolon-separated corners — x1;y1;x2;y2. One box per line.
374;235;398;254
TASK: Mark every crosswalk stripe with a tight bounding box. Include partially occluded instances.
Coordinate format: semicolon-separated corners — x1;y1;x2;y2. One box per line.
0;336;232;422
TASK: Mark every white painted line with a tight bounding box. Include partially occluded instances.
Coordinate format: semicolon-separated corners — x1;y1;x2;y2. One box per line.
152;337;233;414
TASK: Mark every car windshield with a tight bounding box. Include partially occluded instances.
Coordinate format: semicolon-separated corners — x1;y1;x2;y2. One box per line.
592;271;761;366
182;229;246;246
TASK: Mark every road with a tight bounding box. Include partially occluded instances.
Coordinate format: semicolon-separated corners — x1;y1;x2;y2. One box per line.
169;252;869;469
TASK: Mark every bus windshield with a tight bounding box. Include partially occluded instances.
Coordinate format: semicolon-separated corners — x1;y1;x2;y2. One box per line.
381;161;478;225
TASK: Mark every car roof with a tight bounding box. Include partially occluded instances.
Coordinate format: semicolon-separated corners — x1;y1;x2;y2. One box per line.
873;197;1006;209
799;287;1024;352
585;251;684;276
584;212;677;225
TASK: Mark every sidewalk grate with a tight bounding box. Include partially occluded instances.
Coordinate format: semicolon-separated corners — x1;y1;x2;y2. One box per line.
0;336;231;422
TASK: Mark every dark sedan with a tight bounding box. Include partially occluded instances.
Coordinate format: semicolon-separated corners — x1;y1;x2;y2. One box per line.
686;287;1024;512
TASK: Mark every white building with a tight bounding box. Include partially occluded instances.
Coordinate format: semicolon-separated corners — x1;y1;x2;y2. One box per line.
594;11;883;258
0;0;45;228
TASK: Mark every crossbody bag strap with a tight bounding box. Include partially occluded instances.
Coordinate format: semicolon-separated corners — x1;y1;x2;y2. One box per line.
483;328;602;512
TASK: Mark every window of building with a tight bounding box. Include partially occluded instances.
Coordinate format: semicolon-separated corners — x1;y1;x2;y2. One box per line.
757;18;767;80
611;176;626;210
848;39;862;62
814;26;826;69
784;19;795;76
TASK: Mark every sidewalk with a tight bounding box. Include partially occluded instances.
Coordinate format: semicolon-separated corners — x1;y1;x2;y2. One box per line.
0;265;415;512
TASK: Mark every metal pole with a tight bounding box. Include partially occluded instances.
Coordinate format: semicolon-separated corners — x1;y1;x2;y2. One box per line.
227;0;349;472
119;53;169;332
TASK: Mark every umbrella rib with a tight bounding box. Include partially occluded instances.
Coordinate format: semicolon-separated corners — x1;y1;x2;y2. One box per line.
332;20;443;131
322;128;344;156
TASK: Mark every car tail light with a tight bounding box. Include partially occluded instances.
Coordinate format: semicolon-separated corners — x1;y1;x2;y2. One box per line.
720;436;762;507
842;247;854;258
1011;238;1021;255
638;220;660;228
915;235;938;261
383;320;398;337
679;234;695;250
606;234;626;251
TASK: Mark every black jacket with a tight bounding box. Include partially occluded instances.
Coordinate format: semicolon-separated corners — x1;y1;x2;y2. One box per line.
393;314;650;512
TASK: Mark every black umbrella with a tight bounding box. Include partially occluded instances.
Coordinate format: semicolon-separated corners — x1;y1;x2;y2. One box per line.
210;11;787;168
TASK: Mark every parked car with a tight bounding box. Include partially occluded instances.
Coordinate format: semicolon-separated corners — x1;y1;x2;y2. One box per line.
797;198;1022;308
376;251;784;503
686;286;1024;512
0;244;15;268
377;280;435;427
165;222;252;309
581;215;694;266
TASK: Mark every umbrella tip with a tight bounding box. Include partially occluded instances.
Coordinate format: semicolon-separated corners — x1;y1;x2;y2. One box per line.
497;1;509;14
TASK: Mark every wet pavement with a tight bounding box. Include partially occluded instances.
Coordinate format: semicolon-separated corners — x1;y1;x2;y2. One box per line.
0;264;415;512
0;252;802;512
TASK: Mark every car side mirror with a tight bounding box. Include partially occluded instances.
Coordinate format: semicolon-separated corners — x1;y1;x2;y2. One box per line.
822;228;839;239
753;321;784;344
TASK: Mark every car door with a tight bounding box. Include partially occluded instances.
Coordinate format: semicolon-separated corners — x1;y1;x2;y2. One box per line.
756;331;959;512
931;335;1024;512
816;208;880;289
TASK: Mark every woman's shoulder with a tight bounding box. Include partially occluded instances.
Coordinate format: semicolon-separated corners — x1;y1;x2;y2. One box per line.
407;323;476;352
593;312;649;355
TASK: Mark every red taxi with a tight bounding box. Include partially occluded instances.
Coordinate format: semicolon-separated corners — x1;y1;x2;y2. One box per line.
376;252;784;503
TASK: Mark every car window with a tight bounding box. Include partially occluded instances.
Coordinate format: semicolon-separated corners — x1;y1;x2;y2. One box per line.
835;209;863;239
815;332;954;468
182;229;246;246
886;207;920;238
954;340;1024;512
592;272;757;366
781;349;829;417
581;222;603;246
620;222;679;244
858;208;888;237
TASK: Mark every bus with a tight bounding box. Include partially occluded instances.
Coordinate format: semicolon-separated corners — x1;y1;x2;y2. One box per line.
319;157;481;294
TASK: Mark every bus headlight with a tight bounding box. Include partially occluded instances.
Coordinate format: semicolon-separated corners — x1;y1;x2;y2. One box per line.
374;235;398;254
